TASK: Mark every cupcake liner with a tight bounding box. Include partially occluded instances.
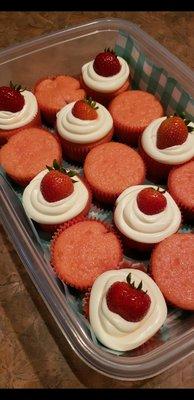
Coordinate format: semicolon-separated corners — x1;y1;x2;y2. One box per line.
79;76;131;107
84;176;119;206
57;127;114;164
168;171;194;224
39;177;93;234
138;139;175;184
0;109;41;146
50;216;123;291
82;289;91;319
110;118;144;148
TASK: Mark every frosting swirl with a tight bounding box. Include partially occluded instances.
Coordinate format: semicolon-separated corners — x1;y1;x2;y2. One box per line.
22;169;89;224
141;117;194;165
56;101;113;144
114;185;181;244
0;90;38;130
82;57;130;93
89;269;167;351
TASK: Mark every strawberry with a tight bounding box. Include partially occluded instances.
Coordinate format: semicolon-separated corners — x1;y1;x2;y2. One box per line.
72;97;98;120
93;48;121;77
137;187;167;215
40;160;77;202
106;272;151;322
156;115;189;149
0;81;25;112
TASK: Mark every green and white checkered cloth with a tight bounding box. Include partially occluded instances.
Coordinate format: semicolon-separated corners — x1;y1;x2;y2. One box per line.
115;31;194;120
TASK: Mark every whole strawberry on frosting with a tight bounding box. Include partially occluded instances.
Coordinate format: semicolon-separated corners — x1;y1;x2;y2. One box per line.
93;48;121;77
41;159;77;203
137;187;167;215
106;272;151;322
0;81;25;112
72;97;98;120
156;113;193;149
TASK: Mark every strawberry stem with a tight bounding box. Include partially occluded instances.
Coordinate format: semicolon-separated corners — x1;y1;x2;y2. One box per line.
46;160;77;183
10;81;26;92
126;272;147;294
84;96;99;110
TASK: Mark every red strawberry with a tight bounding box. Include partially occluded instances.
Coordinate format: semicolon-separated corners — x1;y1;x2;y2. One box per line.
0;81;25;112
72;97;98;120
156;116;188;149
106;272;151;322
137;187;167;215
40;160;76;202
93;48;121;77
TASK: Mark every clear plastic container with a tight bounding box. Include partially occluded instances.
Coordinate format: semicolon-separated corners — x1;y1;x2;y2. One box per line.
0;18;193;381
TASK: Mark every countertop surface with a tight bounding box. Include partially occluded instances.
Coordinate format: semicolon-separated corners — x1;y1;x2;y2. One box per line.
0;11;194;389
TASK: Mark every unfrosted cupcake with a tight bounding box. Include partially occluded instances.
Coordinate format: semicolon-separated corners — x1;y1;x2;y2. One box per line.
80;49;131;106
88;268;167;351
0;82;41;146
114;185;181;253
56;97;114;162
0;128;62;186
83;142;146;205
22;161;92;233
150;233;194;310
139;115;194;183
108;90;164;147
34;75;86;126
50;218;123;290
168;160;194;223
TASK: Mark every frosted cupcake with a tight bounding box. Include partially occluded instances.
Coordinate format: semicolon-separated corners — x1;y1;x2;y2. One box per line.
0;82;41;146
89;268;167;351
80;49;131;106
114;185;181;253
139;114;194;183
56;97;114;162
22;160;92;233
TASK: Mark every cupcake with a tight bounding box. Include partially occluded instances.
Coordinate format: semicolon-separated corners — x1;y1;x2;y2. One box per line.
88;268;167;351
50;218;123;290
0;128;62;186
108;90;164;147
80;48;131;106
83;142;146;205
114;185;182;253
168;160;194;223
56;97;114;163
0;82;41;146
139;115;194;183
34;75;86;126
150;233;194;310
22;161;92;233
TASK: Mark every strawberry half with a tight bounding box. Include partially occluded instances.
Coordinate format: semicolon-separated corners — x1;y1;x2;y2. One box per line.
156;115;189;149
137;187;167;215
106;272;151;322
93;48;121;77
0;81;25;112
41;160;77;202
72;97;98;120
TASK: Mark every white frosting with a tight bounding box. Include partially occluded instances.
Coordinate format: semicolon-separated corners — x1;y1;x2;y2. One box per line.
22;169;89;224
141;117;194;165
89;269;167;351
82;57;130;93
56;101;113;144
114;185;181;244
0;90;38;130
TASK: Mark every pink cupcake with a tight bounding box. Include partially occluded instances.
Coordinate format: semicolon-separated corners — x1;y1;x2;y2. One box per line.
0;82;41;146
22;161;92;234
108;90;164;147
56;97;114;163
34;75;86;126
80;49;131;107
114;185;182;253
139;115;194;183
83;142;146;205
